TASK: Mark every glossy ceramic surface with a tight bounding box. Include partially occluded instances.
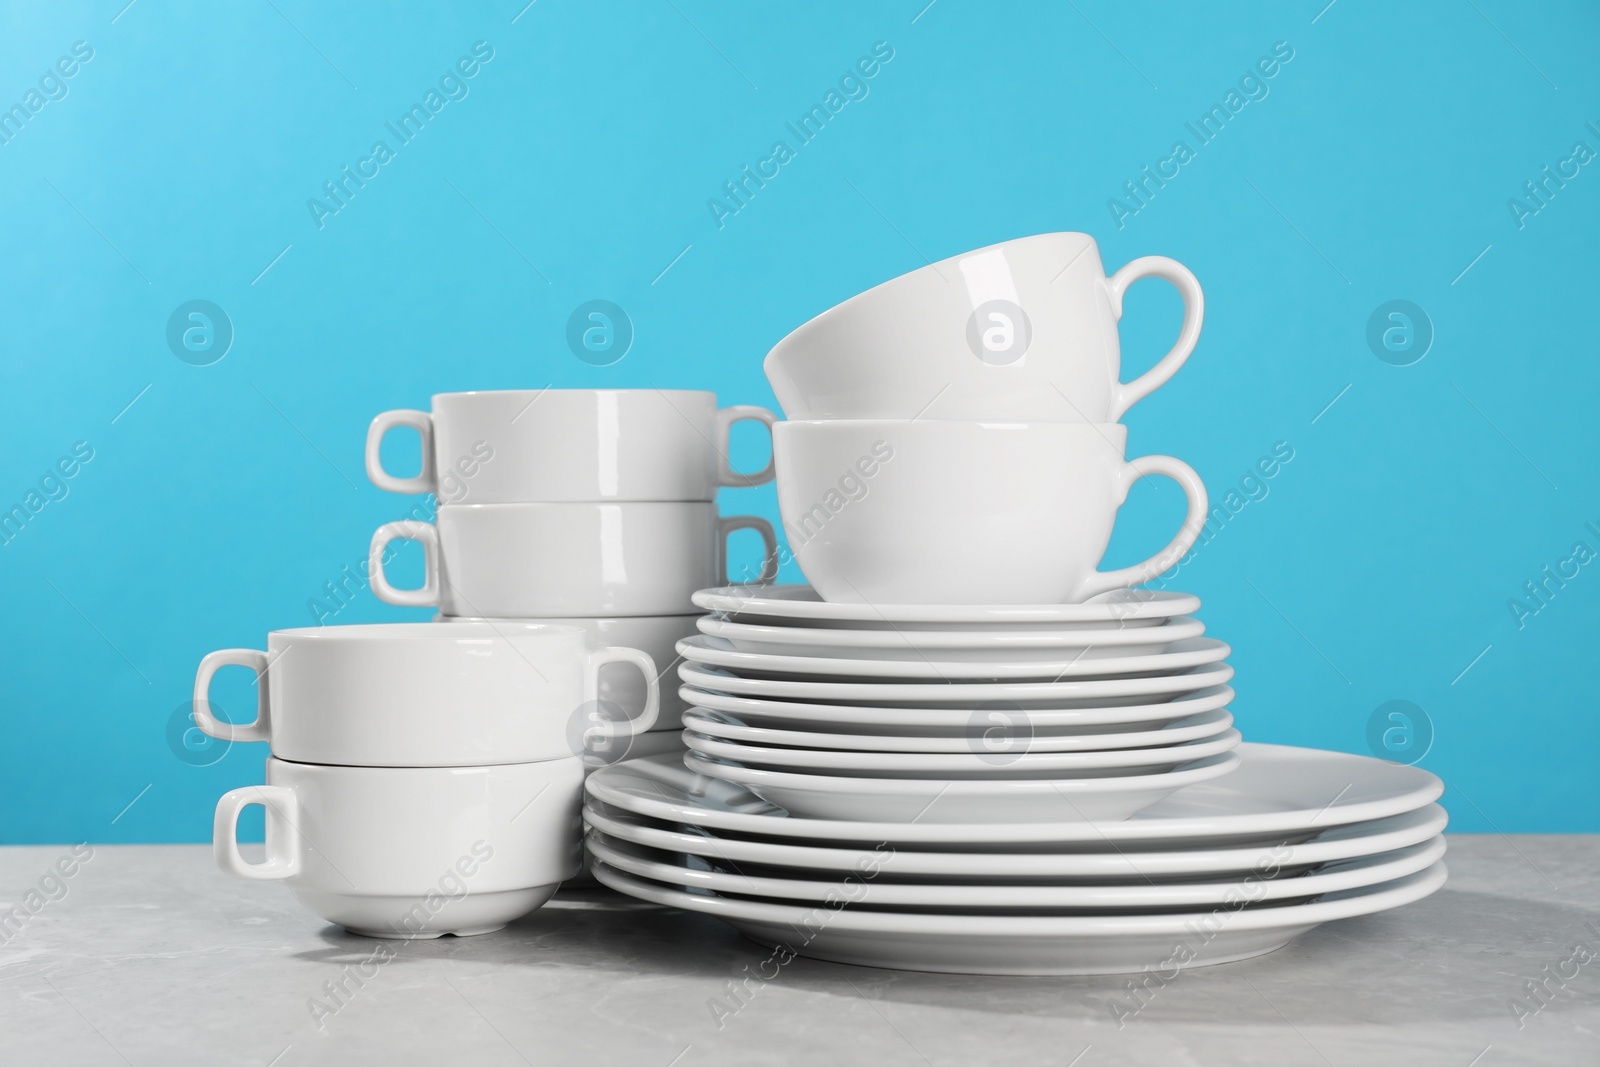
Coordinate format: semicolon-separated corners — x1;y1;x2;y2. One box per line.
681;726;1242;777
193;622;658;766
775;422;1207;604
676;684;1236;734
686;749;1242;823
583;747;1445;846
214;757;585;938
678;706;1234;752
676;634;1230;682
590;861;1446;975
369;502;778;617
696;614;1204;661
366;389;776;502
586;830;1445;908
763;232;1203;423
441;614;698;730
582;801;1449;878
692;584;1199;628
677;660;1235;707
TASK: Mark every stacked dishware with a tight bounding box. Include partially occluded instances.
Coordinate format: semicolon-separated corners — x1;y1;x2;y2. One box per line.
585;745;1446;975
764;231;1208;606
674;587;1239;822
363;389;783;761
584;233;1448;974
198;621;660;937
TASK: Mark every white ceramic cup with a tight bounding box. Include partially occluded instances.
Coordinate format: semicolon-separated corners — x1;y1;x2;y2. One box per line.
366;389;777;503
774;421;1207;604
439;614;699;730
192;622;659;766
764;232;1202;422
214;757;584;938
371;502;778;617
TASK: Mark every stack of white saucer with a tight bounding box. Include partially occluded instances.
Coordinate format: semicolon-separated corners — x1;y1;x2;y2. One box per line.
585;233;1449;974
363;388;784;762
675;587;1241;822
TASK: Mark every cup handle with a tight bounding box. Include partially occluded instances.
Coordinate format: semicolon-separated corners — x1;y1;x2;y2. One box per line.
213;785;301;881
365;409;435;494
717;514;779;585
1074;454;1208;602
1104;256;1204;420
714;405;778;488
585;646;661;735
368;520;441;607
193;649;271;743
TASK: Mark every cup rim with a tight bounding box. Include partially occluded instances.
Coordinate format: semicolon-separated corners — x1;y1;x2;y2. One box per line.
767;231;1101;357
269;621;588;642
773;420;1128;442
430;388;717;405
435;500;716;513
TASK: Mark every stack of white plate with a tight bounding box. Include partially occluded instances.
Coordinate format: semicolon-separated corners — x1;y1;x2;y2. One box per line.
671;586;1241;824
584;745;1447;975
584;585;1448;974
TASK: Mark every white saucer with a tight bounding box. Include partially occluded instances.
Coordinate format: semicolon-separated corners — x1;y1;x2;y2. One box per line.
686;750;1241;823
692;585;1201;629
681;727;1243;777
677;684;1237;734
696;615;1206;662
678;661;1235;707
679;706;1235;753
582;802;1449;878
590;860;1448;975
583;746;1444;845
586;830;1446;909
676;635;1230;682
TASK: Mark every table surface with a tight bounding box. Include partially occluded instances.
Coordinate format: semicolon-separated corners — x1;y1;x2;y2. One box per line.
1;835;1596;1066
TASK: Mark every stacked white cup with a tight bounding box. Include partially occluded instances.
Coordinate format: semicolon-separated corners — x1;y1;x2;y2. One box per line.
364;389;781;747
763;232;1210;604
197;622;660;937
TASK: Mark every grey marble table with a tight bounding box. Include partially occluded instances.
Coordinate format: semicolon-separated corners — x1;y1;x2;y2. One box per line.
1;836;1596;1066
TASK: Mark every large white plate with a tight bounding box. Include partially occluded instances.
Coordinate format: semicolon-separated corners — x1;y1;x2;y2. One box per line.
679;706;1235;753
677;635;1231;682
696;615;1206;662
678;684;1237;734
584;746;1444;845
582;801;1450;878
681;726;1243;777
590;860;1448;975
678;661;1235;707
586;830;1445;909
686;750;1241;822
692;585;1201;629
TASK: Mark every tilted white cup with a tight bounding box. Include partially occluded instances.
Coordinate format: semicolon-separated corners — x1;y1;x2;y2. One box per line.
439;614;699;730
774;421;1207;604
193;622;659;766
213;757;584;938
763;232;1202;422
370;502;779;617
366;389;777;503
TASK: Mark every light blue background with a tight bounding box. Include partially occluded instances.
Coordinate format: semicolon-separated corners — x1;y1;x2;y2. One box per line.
2;1;1595;843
